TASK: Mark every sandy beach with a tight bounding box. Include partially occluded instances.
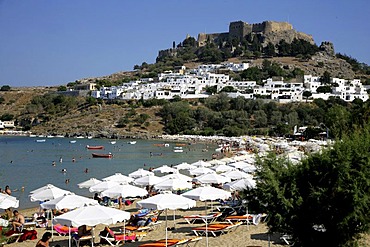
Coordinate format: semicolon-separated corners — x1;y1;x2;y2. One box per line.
3;201;286;247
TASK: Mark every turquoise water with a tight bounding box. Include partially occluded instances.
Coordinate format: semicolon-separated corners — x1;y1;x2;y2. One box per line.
0;136;216;209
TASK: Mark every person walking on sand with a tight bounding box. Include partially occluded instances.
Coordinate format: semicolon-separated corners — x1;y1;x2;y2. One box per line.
36;231;52;247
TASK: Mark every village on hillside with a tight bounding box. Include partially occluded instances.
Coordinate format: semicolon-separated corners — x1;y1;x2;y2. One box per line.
76;62;369;103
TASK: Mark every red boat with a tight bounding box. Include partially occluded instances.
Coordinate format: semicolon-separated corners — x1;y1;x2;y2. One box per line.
86;145;105;150
92;153;113;158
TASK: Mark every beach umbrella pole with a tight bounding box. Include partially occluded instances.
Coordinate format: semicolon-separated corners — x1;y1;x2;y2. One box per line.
173;210;176;229
68;226;71;247
165;209;168;247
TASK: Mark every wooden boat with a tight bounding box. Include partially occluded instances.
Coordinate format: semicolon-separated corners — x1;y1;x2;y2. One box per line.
92;153;113;158
86;145;105;150
175;143;187;146
153;143;165;147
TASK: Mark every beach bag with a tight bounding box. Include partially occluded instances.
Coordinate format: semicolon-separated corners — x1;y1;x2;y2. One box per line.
124;200;132;206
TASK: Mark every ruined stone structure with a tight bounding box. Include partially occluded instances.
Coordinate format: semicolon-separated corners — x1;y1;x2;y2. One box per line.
158;20;315;59
197;20;313;47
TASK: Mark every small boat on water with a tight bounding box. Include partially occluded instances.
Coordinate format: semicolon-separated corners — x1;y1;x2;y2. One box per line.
69;140;77;144
110;141;117;145
29;134;37;138
36;139;46;143
175;143;187;147
87;136;93;139
92;153;113;158
86;145;105;150
128;141;137;145
173;147;184;153
55;135;65;138
47;135;54;138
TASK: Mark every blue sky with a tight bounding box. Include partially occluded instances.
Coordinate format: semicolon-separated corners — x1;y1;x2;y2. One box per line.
0;0;369;87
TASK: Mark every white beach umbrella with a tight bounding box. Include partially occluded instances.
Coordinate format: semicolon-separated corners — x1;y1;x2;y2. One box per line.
128;168;154;179
77;178;102;189
212;164;233;173
182;186;230;247
182;186;231;201
228;161;250;169
53;205;131;247
174;162;196;170
100;184;148;199
207;159;226;166
137;193;196;247
137;193;196;211
134;175;164;186
29;184;61;194
0;193;19;209
194;173;231;185
190;160;212;167
154;178;192;191
102;173;134;183
223;178;256;191
89;181;120;193
189;167;215;176
219;157;234;164
223;170;252;180
241;164;257;173
153;165;177;174
29;185;72;202
161;173;193;182
40;194;99;210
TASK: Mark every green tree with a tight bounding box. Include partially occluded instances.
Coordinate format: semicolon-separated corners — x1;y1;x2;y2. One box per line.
247;127;370;246
325;105;351;138
0;85;11;91
320;71;331;84
240;67;263;83
302;91;312;102
253;110;268;128
316;86;332;93
220;86;236;93
0;113;14;121
264;42;276;57
205;85;217;95
57;85;67;91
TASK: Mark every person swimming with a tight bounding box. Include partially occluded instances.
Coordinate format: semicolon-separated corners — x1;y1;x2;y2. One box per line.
61;168;67;173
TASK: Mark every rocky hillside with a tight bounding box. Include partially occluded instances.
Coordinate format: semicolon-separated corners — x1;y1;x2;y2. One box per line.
0;88;164;138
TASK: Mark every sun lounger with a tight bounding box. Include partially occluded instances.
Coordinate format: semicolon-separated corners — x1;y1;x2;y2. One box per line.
99;227;136;246
53;224;78;236
225;214;253;224
138;238;189;247
3;232;24;244
72;234;95;247
185;237;202;247
23;221;37;230
192;222;242;237
183;213;222;225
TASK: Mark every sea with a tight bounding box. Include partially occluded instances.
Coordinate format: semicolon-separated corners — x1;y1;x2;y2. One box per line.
0;136;217;209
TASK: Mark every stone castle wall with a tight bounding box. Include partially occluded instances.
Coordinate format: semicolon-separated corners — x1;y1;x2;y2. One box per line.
199;20;295;46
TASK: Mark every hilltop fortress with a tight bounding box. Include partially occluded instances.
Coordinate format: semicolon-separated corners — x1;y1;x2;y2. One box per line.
198;20;313;46
158;20;314;58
